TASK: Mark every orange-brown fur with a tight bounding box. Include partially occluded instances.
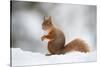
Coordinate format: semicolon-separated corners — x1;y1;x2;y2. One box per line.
63;39;90;53
41;16;90;56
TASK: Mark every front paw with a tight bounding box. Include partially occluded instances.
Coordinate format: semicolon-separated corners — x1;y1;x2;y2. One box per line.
41;36;46;41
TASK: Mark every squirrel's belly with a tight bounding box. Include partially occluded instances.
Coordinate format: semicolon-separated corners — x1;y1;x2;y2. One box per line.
48;44;56;54
48;41;64;54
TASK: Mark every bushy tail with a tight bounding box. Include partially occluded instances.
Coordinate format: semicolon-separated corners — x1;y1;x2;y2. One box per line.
63;38;90;53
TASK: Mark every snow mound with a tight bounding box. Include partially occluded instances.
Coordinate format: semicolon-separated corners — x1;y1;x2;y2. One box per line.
12;48;96;66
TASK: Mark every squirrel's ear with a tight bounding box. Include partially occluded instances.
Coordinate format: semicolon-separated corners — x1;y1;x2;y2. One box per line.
48;16;52;24
48;16;52;23
44;16;52;23
48;16;51;20
44;16;46;20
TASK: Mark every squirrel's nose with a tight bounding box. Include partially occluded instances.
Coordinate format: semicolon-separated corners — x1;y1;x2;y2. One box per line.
42;27;44;30
42;27;44;29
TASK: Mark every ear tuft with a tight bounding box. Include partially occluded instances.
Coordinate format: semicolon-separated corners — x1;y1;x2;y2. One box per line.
44;16;46;20
43;16;52;24
44;16;52;20
48;16;51;20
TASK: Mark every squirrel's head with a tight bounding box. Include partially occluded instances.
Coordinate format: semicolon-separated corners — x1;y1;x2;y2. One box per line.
42;16;53;31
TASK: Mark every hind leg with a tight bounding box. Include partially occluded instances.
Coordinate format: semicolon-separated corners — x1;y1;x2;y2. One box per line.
45;53;54;56
46;50;65;56
55;49;66;55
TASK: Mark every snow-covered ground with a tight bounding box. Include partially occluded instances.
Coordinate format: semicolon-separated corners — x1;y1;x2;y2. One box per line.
12;48;96;67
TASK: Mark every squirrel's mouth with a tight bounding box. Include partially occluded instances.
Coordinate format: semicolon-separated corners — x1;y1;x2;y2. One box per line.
42;28;45;30
42;27;47;31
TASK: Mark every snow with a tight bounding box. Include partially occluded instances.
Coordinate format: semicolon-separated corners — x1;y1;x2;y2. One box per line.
12;48;96;67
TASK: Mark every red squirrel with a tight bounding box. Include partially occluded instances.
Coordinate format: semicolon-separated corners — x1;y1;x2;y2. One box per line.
41;16;90;56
